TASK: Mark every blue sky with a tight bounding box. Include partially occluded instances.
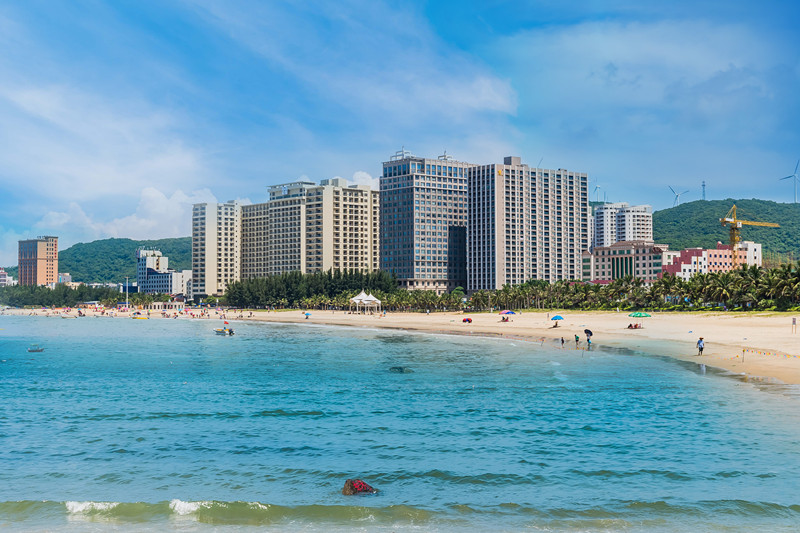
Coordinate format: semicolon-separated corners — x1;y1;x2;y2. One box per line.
1;0;799;266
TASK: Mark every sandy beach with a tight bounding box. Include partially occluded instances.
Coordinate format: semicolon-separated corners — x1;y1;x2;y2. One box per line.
5;307;800;385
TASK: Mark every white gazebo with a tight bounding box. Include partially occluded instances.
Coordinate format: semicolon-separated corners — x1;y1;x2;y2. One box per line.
349;291;381;313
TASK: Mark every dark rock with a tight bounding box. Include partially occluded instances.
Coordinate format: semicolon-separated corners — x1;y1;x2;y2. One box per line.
389;366;413;373
342;478;377;495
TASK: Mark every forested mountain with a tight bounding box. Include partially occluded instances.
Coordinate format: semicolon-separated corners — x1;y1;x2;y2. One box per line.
653;199;800;261
3;237;191;283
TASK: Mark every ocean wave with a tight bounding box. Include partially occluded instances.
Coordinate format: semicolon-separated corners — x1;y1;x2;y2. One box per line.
0;498;798;528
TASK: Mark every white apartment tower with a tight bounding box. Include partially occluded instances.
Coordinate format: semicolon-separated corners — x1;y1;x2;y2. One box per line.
380;149;472;293
191;201;242;298
468;157;589;291
592;202;652;249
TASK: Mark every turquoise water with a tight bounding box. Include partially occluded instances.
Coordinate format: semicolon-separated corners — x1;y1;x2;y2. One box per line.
2;315;800;532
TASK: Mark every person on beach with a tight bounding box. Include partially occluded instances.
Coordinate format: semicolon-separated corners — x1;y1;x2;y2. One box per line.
697;337;704;356
574;334;579;347
561;337;565;348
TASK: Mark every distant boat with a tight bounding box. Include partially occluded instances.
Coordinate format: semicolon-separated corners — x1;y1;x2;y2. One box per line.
27;344;44;353
60;314;76;319
132;316;149;320
214;327;234;336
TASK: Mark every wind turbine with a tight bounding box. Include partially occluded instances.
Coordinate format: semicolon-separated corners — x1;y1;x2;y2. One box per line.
593;185;602;203
669;186;689;207
780;159;799;204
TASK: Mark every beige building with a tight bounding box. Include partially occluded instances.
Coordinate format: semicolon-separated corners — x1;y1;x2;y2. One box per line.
241;201;270;279
583;240;669;283
468;157;589;291
18;236;58;287
239;178;380;279
191;201;242;298
304;178;379;273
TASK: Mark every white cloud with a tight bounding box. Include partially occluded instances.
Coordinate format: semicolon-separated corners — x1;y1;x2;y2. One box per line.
0;84;210;202
32;187;216;244
349;171;379;190
187;1;517;125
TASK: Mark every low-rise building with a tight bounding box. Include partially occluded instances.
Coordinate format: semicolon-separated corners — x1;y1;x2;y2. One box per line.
583;240;669;283
0;268;11;287
662;241;761;280
136;249;192;295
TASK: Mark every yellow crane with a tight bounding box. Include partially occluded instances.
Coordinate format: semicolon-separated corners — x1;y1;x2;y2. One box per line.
720;204;779;268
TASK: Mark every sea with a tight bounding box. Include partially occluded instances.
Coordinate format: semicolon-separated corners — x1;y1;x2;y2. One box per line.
2;314;800;532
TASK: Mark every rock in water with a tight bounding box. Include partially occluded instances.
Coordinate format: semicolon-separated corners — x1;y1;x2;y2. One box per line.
389;366;413;373
342;478;377;495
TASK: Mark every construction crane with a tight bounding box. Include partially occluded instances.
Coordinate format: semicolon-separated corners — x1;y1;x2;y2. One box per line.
720;204;779;268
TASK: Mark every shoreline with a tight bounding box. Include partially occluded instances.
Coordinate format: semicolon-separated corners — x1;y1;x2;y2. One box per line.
4;307;800;385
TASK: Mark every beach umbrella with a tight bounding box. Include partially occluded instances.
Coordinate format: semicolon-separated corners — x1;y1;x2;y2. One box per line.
584;329;593;337
551;315;564;321
304;312;311;316
628;312;651;318
499;310;516;315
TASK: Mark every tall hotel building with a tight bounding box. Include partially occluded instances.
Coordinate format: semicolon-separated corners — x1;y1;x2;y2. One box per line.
467;157;589;291
191;201;242;298
18;236;58;286
247;178;379;276
380;149;472;293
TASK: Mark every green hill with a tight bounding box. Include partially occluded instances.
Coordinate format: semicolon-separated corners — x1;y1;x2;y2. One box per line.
3;237;191;283
653;199;800;261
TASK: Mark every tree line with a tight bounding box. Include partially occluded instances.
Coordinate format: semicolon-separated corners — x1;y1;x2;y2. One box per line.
4;263;800;312
224;263;800;312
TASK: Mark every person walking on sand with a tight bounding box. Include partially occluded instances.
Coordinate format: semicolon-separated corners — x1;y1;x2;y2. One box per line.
697;337;704;356
574;334;580;348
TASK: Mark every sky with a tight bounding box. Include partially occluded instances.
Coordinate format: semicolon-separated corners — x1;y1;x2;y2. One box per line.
1;0;799;266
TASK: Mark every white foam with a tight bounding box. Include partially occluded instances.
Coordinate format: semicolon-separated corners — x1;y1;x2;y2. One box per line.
65;501;119;513
169;499;210;515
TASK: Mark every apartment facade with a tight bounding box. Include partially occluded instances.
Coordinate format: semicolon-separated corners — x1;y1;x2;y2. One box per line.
468;157;590;291
241;178;380;278
592;203;652;249
18;236;58;287
585;240;669;283
304;178;379;273
380;149;471;293
191;201;242;298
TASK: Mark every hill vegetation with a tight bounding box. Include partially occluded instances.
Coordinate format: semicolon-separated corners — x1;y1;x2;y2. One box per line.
2;237;191;283
653;199;800;262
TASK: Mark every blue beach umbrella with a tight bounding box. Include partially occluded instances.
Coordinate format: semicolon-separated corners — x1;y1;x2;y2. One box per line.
551;315;564;321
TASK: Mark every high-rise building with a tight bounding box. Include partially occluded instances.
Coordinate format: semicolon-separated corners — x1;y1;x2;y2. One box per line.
265;181;314;275
191;201;242;299
241;201;270;279
136;249;192;295
592;202;652;249
18;236;58;287
241;178;380;278
304;178;379;273
380;149;472;293
468;157;589;291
